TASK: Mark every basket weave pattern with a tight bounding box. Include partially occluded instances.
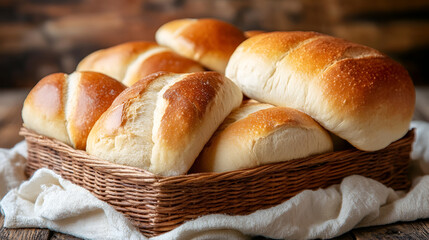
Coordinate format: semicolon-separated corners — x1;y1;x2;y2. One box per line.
20;127;414;237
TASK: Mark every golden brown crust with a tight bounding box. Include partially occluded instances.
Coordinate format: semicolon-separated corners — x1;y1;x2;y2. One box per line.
179;19;246;59
91;72;170;137
24;73;67;121
160;72;222;146
22;73;70;144
192;102;333;173
23;71;127;150
125;51;203;86
224;107;316;139
78;41;204;87
87;71;242;176
143;51;202;75
77;41;158;80
226;31;416;151
156;18;247;73
204;103;322;153
285;35;382;76
240;31;322;57
113;72;169;109
321;56;415;118
67;72;126;149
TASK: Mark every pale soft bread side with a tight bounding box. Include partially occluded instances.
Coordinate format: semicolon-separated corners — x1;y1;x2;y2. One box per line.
155;18;246;74
22;71;126;149
77;41;204;87
22;73;70;145
86;72;243;176
226;31;415;151
191;100;333;172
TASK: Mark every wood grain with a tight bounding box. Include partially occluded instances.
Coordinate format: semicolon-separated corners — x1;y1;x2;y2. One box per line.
353;219;429;240
50;232;81;240
331;232;355;240
2;213;429;239
0;89;29;148
0;214;50;240
0;214;80;240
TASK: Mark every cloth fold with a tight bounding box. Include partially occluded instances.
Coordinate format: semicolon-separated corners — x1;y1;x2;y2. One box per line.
1;121;429;240
1;169;143;240
0;141;27;198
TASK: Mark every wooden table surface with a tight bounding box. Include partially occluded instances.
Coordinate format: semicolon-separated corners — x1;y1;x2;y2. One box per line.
1;214;429;240
1;87;429;239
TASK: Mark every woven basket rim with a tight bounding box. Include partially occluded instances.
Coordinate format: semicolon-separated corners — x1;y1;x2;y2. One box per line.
19;126;415;183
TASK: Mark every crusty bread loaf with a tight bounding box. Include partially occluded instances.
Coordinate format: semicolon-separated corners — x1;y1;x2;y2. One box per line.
191;100;333;173
22;71;126;150
226;31;415;151
77;41;204;87
86;71;243;176
155;18;247;74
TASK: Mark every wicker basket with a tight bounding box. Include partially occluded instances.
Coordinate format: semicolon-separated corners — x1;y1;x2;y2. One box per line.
20;127;414;237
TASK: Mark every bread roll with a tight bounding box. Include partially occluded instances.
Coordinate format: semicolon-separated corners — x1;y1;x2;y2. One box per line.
77;41;204;86
155;18;247;74
191;100;333;173
226;31;415;151
86;71;243;176
22;71;126;150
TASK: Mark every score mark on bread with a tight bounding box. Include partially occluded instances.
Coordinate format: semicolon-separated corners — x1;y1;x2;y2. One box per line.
156;18;247;74
77;41;204;87
226;31;415;151
86;71;242;176
22;71;126;150
192;100;333;172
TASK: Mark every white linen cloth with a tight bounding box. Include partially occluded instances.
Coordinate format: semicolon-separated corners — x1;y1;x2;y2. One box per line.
1;121;429;240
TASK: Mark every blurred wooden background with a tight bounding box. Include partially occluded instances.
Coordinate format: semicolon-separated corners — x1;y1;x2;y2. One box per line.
1;0;429;89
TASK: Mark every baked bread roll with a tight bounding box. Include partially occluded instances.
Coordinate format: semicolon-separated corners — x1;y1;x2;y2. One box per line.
22;71;126;150
77;41;204;87
226;31;415;151
191;100;333;173
86;71;243;176
155;18;247;74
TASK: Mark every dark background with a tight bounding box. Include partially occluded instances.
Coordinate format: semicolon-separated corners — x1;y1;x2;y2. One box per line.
1;0;429;88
